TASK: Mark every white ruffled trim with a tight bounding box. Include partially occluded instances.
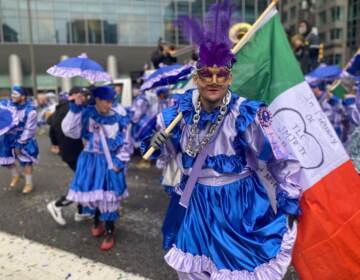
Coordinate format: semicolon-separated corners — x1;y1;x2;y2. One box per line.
0;156;15;166
165;224;297;280
67;189;129;213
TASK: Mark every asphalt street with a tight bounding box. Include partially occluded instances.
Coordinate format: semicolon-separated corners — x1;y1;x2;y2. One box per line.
0;135;176;280
0;134;299;280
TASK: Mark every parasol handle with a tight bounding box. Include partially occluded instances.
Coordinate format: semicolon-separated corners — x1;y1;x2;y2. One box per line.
143;112;183;160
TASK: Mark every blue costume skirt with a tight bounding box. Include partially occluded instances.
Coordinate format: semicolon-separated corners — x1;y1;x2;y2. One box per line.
67;151;128;221
0;134;38;166
164;174;296;279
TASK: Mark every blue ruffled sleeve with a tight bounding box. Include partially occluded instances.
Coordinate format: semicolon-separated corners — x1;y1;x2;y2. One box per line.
140;104;181;161
69;102;84;113
139;115;160;160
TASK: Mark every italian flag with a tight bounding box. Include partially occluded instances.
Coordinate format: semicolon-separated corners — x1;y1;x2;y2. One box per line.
231;5;360;279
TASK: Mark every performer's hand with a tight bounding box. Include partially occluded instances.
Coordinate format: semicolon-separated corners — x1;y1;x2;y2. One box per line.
150;130;169;150
288;214;298;229
71;93;86;105
113;166;123;173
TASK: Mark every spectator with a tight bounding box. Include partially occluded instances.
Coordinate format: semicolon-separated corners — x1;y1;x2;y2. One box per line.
298;20;320;71
151;39;165;69
291;34;312;74
161;44;177;65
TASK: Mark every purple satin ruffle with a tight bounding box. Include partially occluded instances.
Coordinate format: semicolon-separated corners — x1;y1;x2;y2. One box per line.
164;225;297;280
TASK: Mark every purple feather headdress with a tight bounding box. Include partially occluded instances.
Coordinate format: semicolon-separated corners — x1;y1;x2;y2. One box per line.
177;0;236;68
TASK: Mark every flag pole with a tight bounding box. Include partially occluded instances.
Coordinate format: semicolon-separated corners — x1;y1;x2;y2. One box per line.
143;0;279;160
344;48;360;72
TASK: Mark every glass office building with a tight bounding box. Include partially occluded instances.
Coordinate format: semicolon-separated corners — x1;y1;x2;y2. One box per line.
0;0;270;46
0;0;269;91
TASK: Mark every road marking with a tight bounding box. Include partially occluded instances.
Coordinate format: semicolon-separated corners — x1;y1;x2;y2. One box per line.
0;231;151;280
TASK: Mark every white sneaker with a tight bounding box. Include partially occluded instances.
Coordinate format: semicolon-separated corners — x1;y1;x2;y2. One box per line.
47;201;66;226
74;212;94;222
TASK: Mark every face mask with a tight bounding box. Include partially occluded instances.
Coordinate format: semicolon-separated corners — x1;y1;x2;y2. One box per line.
197;67;231;84
299;26;307;35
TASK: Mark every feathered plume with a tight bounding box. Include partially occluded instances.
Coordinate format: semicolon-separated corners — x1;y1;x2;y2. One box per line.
176;0;236;68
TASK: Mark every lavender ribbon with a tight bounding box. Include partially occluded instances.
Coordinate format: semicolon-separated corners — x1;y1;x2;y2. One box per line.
179;122;223;208
98;125;114;170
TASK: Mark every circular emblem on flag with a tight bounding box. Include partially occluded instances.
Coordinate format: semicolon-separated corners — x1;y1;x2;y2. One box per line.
258;107;272;127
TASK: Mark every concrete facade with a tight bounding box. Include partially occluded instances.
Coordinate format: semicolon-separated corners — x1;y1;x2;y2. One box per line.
280;0;354;66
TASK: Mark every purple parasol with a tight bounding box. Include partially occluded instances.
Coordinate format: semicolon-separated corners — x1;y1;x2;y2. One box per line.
47;53;111;82
140;64;193;92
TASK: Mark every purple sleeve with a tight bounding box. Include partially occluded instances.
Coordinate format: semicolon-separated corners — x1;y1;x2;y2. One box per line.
243;111;303;216
18;110;37;144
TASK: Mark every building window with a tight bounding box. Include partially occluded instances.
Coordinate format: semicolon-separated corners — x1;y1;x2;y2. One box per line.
283;11;288;23
2;17;20;42
330;28;343;40
319;32;326;42
103;20;117;44
245;0;255;23
71;20;86;44
36;17;56;43
87;19;102;44
290;6;296;18
334;54;342;65
325;54;341;65
54;18;70;44
331;6;344;21
318;11;327;27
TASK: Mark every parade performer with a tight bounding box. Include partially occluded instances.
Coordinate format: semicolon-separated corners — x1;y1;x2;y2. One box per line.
154;87;182;249
0;86;38;194
156;87;177;113
61;86;131;251
310;81;330;110
342;86;360;145
129;93;153;148
47;87;93;226
141;1;303;279
129;92;154;169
